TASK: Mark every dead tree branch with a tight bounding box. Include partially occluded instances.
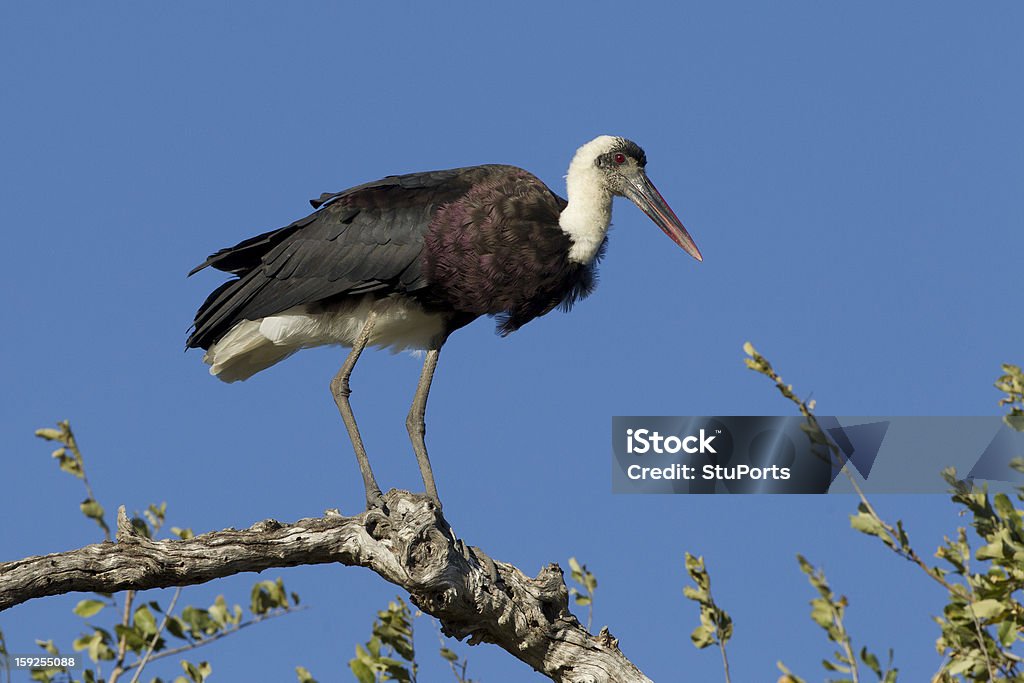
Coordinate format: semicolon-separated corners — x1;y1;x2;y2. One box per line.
0;490;652;683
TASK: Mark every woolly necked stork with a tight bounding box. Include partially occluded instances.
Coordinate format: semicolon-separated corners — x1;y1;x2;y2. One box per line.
187;135;702;509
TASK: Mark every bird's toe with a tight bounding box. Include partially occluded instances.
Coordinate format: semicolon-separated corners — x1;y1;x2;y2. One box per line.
365;488;387;512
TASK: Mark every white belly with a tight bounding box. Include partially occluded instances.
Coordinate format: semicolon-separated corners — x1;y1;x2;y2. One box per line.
203;294;448;382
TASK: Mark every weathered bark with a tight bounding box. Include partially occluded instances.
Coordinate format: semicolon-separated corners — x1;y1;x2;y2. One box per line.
0;490;653;683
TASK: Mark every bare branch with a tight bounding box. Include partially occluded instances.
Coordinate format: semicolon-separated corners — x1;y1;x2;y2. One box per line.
0;490;652;683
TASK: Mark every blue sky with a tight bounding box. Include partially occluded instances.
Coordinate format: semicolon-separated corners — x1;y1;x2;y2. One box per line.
2;2;1021;681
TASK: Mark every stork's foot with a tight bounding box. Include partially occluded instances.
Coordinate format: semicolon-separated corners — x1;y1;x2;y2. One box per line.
363;486;387;512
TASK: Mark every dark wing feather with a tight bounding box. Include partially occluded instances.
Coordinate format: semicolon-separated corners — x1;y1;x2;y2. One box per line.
187;166;493;350
187;212;321;276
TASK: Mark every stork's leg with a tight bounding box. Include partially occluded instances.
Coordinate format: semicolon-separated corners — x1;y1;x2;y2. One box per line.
407;347;441;507
329;312;383;509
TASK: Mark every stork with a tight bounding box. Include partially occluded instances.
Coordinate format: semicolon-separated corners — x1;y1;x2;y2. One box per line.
187;135;702;509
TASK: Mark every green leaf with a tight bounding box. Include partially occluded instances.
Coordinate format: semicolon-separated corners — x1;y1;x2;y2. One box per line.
180;660;210;683
860;646;881;676
87;630;115;662
354;643;374;666
134;605;158;636
251;578;289;615
849;509;894;548
993;492;1016;520
131;516;152;539
295;665;317;683
684;553;708;585
144;502;167;533
998;618;1016;647
776;661;807;683
969;598;1005;620
348;657;375;683
60;457;84;478
114;624;150;654
682;586;707;603
376;655;406;668
166;615;188;640
389;634;414;662
716;611;734;643
73;599;106;618
209;595;230;626
690;624;715;648
439;647;459;662
181;606;217;638
80;499;104;519
1006;414;1024;431
79;498;111;537
36;640;59;655
809;600;834;629
382;663;411;682
946;657;974;675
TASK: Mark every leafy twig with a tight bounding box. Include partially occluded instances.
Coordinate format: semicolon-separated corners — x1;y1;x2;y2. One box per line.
995;364;1024;431
436;626;476;683
682;553;732;683
349;597;418;683
742;343;956;592
36;421;110;541
122;602;306;676
796;555;859;683
567;557;597;632
745;344;1024;681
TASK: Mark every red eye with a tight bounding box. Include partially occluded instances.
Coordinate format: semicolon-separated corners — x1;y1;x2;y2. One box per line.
614;153;626;164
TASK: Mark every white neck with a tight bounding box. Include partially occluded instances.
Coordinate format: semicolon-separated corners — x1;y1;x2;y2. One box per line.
559;136;617;264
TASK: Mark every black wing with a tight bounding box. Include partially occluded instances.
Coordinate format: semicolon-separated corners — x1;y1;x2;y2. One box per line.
187;166;494;350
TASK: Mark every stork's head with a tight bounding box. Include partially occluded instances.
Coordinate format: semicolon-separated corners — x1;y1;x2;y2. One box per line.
567;136;702;262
